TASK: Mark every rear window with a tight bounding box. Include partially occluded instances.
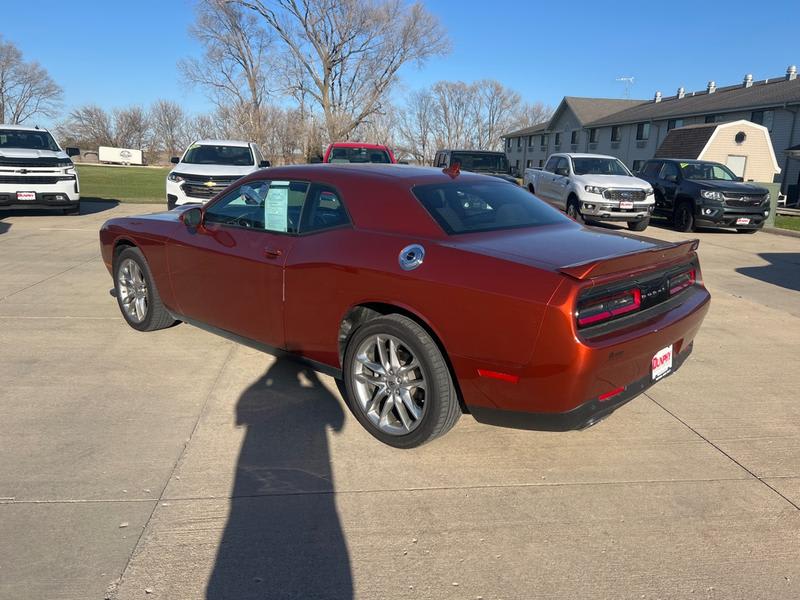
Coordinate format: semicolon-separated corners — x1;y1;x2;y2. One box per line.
327;146;391;163
413;181;567;235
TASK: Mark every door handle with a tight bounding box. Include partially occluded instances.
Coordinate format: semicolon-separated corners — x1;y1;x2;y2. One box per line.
263;247;283;259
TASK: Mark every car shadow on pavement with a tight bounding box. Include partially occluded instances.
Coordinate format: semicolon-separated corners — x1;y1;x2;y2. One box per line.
736;253;800;292
206;357;353;600
0;219;10;235
0;199;118;218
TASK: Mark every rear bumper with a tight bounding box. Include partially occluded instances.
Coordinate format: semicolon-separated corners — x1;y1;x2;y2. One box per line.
470;342;692;431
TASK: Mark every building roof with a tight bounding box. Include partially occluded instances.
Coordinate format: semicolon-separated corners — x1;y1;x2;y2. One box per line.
560;96;646;126
654;123;717;159
588;74;800;126
502;122;549;139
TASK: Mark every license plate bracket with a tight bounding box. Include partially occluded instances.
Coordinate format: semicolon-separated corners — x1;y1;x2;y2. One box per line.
17;191;36;201
736;217;751;225
651;345;673;381
620;201;634;210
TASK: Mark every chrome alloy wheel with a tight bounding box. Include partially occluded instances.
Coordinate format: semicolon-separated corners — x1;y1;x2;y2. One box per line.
352;334;428;435
117;258;149;323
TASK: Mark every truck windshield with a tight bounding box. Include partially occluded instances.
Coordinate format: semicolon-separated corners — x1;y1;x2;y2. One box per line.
182;144;254;166
413;180;566;235
679;162;737;181
0;129;60;152
328;147;391;163
572;157;631;176
450;152;509;173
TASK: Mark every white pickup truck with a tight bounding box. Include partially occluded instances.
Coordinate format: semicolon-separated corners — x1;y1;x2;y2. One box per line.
524;153;654;231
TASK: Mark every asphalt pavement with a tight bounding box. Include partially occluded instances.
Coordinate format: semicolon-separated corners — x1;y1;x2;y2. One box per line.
1;202;798;600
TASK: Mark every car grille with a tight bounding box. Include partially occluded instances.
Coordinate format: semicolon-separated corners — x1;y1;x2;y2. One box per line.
181;176;238;199
603;189;647;202
0;157;70;167
0;175;68;184
723;193;766;207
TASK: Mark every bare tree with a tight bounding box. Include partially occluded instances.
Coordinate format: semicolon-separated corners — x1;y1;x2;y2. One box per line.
113;106;150;149
182;0;273;144
150;100;190;158
512;101;553;132
0;36;62;124
235;0;449;142
395;89;436;164
57;105;115;148
430;81;474;149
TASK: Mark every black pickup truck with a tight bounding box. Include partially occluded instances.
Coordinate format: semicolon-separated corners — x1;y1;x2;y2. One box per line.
637;159;770;233
433;149;520;184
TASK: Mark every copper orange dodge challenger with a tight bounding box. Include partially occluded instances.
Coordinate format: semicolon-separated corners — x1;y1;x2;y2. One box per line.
100;164;710;448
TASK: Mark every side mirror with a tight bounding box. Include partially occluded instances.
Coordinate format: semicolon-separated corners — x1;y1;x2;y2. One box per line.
181;207;203;228
556;168;569;177
665;174;677;183
309;156;323;164
65;147;80;157
259;160;271;168
170;156;180;164
735;176;744;182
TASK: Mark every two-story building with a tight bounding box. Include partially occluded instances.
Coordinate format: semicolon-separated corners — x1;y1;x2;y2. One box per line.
503;66;800;202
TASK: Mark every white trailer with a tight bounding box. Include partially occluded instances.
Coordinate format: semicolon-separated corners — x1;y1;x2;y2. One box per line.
98;146;144;165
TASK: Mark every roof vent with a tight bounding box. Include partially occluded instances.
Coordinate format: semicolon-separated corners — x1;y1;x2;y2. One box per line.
707;81;717;93
677;86;685;99
654;91;662;103
743;74;753;88
788;65;798;81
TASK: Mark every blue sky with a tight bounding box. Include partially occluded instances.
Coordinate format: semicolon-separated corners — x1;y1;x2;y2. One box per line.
4;0;798;125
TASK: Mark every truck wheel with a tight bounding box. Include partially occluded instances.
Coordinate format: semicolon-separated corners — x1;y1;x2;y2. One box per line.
113;247;178;332
673;201;695;232
343;314;461;448
627;216;650;231
528;183;535;195
566;197;583;223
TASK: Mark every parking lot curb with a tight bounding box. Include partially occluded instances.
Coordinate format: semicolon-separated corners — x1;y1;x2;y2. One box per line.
763;226;800;239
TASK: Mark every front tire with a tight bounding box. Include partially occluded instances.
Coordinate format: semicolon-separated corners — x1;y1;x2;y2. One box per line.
113;247;177;332
528;183;535;194
343;314;461;448
673;201;695;232
627;216;650;231
566;197;583;223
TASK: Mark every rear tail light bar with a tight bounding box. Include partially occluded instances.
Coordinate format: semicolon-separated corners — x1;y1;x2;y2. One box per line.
577;288;641;327
668;269;696;296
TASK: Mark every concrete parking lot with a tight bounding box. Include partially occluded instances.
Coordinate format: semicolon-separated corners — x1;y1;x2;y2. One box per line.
1;202;799;600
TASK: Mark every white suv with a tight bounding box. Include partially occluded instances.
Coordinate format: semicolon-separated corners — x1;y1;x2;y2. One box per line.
0;124;81;214
166;140;269;209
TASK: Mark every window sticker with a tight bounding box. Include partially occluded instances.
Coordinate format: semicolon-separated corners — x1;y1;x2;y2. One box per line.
265;181;290;232
679;162;689;168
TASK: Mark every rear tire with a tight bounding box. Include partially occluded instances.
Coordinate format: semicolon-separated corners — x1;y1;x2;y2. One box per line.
627;216;650;231
343;314;461;448
673;201;695;232
113;247;177;332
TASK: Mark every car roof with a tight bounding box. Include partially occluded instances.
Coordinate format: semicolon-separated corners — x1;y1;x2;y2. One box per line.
0;123;50;132
655;158;718;164
191;139;252;147
442;149;505;155
254;162;497;184
326;142;390;150
559;153;619;159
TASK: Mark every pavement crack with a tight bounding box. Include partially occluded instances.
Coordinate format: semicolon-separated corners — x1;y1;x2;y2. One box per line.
645;391;800;511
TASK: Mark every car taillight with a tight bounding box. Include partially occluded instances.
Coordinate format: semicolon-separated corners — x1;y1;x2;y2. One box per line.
668;269;696;295
577;288;641;328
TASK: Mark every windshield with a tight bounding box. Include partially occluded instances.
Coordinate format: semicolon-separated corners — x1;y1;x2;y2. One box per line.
572;157;631;176
182;144;254;166
413;180;566;235
679;162;737;181
327;146;391;163
450;152;509;173
0;129;60;152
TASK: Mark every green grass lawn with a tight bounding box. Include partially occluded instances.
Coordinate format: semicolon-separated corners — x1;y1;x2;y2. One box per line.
77;164;169;204
775;215;800;232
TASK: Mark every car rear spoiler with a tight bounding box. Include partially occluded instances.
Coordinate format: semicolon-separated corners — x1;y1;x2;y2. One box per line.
558;239;699;280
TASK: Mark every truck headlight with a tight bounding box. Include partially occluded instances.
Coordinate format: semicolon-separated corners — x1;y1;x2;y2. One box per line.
645;187;654;196
584;185;606;194
64;166;77;176
167;172;185;183
700;190;723;201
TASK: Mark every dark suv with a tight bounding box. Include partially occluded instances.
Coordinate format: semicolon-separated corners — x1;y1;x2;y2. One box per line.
637;159;770;233
433;149;519;184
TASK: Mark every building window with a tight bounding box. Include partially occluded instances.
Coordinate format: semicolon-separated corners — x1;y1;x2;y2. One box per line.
751;110;774;131
506;138;511;150
589;128;598;143
538;159;544;167
540;134;548;146
632;160;644;172
667;119;684;131
611;126;621;142
515;159;520;170
526;159;532;168
570;130;578;144
636;122;650;141
517;137;522;148
554;132;561;146
528;136;534;147
704;115;718;124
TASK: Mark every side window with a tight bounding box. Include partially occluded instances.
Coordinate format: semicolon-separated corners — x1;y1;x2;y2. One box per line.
554;157;569;176
204;181;271;230
544;156;559;173
659;162;679;181
299;185;351;234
